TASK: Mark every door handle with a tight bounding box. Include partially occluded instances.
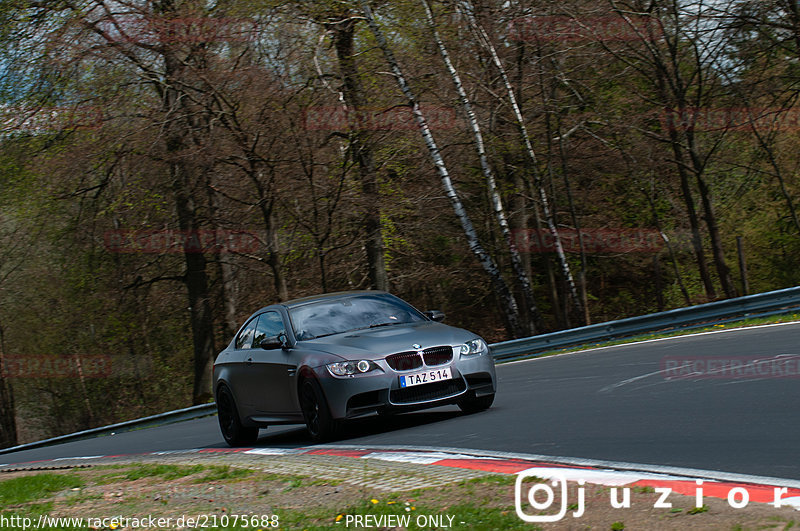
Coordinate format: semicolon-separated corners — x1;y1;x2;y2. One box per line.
246;357;253;365
287;368;296;376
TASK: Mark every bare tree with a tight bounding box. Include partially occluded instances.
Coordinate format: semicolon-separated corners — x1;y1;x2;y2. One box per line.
714;0;800;237
327;14;389;291
421;0;542;333
0;320;16;448
597;0;738;298
62;0;229;402
359;0;525;337
0;200;45;447
459;0;585;319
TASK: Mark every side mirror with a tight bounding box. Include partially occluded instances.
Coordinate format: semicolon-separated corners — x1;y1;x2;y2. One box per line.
259;335;284;350
424;310;445;322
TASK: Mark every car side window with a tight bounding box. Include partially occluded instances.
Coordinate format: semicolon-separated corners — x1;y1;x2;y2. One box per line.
252;311;285;348
235;318;257;350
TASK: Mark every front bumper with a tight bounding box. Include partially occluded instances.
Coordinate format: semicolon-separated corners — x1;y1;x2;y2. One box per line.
313;348;497;419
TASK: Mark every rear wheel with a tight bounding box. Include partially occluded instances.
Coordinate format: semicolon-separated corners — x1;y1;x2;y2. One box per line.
299;378;339;443
216;385;259;447
458;393;495;414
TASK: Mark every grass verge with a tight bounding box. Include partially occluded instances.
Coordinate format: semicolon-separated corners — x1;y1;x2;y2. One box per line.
1;461;798;530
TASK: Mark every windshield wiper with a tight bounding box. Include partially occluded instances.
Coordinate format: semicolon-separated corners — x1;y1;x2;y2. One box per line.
305;331;342;340
308;323;397;338
346;321;402;333
368;321;403;329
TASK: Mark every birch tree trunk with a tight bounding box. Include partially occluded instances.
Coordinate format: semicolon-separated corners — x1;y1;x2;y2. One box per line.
421;0;541;334
458;1;583;321
358;0;524;337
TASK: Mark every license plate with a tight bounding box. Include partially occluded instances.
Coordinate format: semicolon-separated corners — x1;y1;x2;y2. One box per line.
399;367;453;388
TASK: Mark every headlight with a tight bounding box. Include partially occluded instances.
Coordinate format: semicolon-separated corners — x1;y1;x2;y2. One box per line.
326;360;380;377
460;338;488;357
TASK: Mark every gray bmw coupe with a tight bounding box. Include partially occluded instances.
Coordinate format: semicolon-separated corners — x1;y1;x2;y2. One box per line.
213;291;497;445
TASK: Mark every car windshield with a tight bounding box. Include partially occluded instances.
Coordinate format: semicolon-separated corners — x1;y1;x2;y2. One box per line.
289;295;426;340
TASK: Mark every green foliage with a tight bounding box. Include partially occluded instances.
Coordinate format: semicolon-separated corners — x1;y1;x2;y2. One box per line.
459;475;518;486
122;464;207;481
1;0;800;442
293;498;539;531
196;466;254;483
0;474;84;506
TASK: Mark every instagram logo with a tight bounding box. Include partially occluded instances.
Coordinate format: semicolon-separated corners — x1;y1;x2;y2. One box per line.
515;471;585;522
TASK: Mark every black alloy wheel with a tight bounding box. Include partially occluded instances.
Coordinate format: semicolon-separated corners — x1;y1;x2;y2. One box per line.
217;385;259;447
457;392;495;414
299;378;339;443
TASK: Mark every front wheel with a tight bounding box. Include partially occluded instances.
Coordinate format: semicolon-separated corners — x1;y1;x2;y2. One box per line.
217;385;259;447
299;378;339;443
458;393;495;414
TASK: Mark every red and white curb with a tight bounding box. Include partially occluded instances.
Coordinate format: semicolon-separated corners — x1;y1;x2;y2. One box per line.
4;445;800;510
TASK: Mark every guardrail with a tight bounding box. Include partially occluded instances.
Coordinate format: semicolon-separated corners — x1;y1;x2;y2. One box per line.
491;285;800;361
2;286;798;455
0;403;217;456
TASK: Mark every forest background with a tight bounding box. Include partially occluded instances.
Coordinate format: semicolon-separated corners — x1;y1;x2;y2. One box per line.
0;0;798;447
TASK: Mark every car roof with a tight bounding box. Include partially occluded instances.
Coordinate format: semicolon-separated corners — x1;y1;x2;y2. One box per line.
254;290;392;314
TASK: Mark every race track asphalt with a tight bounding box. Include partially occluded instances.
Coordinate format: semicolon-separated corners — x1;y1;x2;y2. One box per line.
4;323;799;480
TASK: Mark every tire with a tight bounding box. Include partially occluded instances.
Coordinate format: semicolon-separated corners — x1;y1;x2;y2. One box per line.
299;378;339;443
457;393;495;414
216;385;259;447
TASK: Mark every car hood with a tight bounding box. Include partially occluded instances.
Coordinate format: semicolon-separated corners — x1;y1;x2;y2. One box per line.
297;321;476;360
